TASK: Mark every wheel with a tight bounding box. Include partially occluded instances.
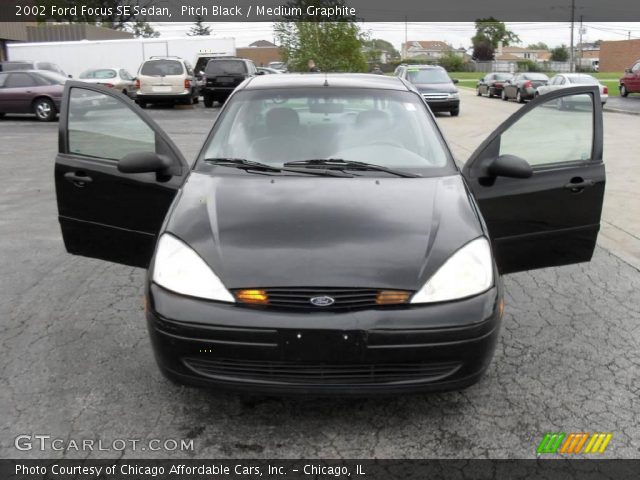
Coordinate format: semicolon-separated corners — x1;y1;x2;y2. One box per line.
620;84;628;97
0;113;5;119
33;98;56;121
203;95;213;108
137;100;147;109
450;108;460;117
501;89;508;101
516;90;524;103
476;87;482;96
192;94;199;105
121;89;128;97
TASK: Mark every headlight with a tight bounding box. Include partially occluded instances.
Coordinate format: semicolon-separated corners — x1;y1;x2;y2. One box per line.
411;237;493;304
152;233;234;303
449;92;459;99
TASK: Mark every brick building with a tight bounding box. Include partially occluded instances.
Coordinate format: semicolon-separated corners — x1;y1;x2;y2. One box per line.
600;39;640;72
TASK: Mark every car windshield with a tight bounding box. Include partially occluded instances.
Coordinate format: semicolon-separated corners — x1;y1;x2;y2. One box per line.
406;69;451;84
568;75;598;85
205;60;247;75
80;69;117;79
494;74;512;81
199;88;452;174
140;60;184;76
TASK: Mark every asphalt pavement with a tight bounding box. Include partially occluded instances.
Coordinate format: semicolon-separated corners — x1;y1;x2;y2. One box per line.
0;98;639;459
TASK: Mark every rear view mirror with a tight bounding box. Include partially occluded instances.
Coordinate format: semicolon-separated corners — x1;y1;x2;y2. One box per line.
625;68;631;73
452;78;459;84
257;71;265;75
118;152;172;174
487;154;533;179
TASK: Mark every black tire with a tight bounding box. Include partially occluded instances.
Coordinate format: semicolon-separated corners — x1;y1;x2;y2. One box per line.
516;90;525;104
203;95;214;108
0;113;5;119
620;84;628;97
192;94;199;105
33;97;56;122
450;108;460;117
137;100;147;109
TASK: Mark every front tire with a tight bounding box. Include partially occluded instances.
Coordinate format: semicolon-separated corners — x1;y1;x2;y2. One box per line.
33;98;56;122
204;95;214;108
450;108;460;117
137;100;147;109
516;90;524;103
620;84;629;97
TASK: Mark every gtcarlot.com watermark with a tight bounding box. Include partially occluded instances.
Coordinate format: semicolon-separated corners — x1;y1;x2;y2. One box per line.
14;434;194;452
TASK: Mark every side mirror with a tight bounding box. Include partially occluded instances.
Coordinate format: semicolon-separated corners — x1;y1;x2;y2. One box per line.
257;70;265;75
118;152;172;174
68;74;73;78
487;154;533;179
452;78;459;84
624;68;631;74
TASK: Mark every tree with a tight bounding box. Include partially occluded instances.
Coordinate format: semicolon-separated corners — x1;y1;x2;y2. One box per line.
550;45;569;62
187;15;211;36
274;0;368;72
471;17;520;61
527;42;549;50
362;38;400;61
126;20;160;38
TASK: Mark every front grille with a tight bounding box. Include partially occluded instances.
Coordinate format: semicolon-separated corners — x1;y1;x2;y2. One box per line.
183;357;461;385
423;93;449;100
232;287;412;311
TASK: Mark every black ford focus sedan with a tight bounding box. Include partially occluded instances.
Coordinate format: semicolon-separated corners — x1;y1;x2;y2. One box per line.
55;74;604;395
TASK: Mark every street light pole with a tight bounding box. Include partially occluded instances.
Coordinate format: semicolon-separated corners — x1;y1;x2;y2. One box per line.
569;0;575;72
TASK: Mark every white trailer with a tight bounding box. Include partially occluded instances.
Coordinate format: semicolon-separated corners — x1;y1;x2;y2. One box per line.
6;36;236;78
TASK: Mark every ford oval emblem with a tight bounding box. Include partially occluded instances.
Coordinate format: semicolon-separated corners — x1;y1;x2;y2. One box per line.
310;296;335;307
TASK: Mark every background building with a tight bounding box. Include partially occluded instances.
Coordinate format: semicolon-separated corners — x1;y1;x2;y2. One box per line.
600;39;640;72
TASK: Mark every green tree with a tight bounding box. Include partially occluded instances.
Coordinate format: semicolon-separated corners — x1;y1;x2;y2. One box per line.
362;38;400;60
471;17;520;61
187;15;211;36
550;45;569;62
126;20;159;38
527;42;549;50
438;51;465;71
274;0;367;72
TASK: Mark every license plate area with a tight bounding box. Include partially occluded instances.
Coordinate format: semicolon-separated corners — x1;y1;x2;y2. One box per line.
281;330;363;362
152;85;172;93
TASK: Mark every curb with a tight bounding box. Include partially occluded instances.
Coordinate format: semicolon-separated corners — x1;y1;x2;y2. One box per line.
603;105;640;116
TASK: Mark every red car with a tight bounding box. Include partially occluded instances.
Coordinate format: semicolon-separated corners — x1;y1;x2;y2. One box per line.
620;59;640;97
0;70;66;121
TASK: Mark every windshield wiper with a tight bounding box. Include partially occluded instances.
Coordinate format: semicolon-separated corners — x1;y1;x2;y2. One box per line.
283;159;422;178
203;158;352;177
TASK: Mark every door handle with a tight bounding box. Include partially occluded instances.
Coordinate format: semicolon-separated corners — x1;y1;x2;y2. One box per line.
564;178;594;192
64;171;93;186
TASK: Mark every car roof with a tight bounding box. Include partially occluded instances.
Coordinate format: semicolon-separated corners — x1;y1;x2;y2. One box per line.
403;65;445;70
242;73;411;91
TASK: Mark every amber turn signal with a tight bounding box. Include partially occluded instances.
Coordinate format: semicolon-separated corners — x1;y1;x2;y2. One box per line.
235;289;269;305
376;290;410;305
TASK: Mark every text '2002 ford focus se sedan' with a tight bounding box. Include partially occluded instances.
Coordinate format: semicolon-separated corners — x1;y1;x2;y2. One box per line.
55;74;604;395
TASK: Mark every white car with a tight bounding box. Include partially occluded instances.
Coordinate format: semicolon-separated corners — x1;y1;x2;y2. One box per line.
537;73;608;104
79;67;137;98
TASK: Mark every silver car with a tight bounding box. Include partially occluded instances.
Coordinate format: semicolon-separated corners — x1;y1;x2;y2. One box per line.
79;68;137;99
537;73;608;105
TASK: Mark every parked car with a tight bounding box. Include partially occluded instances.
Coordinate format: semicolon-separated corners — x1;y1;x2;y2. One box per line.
55;74;604;395
619;59;640;97
201;57;258;107
0;60;68;77
257;67;282;75
394;64;460;116
501;73;549;103
0;70;67;121
477;73;513;97
79;68;138;99
537;74;608;104
268;61;288;73
135;57;199;108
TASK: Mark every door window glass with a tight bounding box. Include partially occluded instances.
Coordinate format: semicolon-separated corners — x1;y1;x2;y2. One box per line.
0;73;7;87
499;92;594;166
5;73;36;88
68;87;155;161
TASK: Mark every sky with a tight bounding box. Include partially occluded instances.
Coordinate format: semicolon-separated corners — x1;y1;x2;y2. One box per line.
154;22;640;51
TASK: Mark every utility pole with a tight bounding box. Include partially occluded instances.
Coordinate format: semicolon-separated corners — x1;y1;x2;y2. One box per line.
569;0;575;72
578;15;584;71
404;16;408;59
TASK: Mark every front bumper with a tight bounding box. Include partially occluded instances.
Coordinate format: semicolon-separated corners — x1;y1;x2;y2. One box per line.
146;282;503;396
424;98;460;112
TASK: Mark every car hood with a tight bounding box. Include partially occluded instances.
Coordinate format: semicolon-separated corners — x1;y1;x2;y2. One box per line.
163;173;483;290
415;83;457;94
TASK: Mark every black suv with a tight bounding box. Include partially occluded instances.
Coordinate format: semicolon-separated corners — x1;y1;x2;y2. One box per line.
394;65;460;116
202;57;258;107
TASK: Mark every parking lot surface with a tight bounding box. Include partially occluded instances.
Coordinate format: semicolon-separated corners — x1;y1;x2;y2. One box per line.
1;92;639;459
